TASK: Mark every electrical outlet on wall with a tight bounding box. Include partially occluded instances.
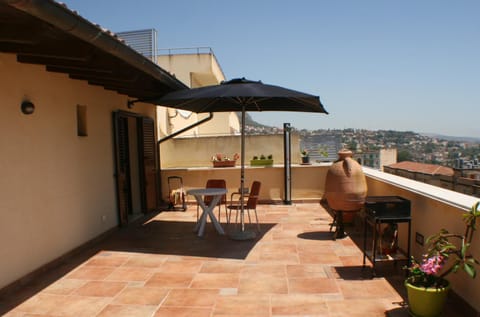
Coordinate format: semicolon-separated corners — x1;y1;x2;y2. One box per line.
415;232;424;246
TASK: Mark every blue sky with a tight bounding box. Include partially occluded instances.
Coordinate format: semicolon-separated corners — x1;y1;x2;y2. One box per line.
63;0;479;137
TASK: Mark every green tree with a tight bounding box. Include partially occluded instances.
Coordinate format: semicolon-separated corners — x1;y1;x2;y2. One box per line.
346;141;357;151
425;142;436;154
398;150;413;162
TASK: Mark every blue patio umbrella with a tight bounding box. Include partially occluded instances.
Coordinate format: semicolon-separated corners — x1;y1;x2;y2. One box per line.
154;78;328;239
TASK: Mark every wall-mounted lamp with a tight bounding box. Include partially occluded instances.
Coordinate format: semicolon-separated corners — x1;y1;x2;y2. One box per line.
21;100;35;115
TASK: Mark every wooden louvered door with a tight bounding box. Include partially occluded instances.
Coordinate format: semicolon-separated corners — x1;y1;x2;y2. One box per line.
140;117;159;212
113;112;131;226
113;111;159;226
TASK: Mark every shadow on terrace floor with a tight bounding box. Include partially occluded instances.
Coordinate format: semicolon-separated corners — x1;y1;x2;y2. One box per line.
101;217;277;259
0;210;275;314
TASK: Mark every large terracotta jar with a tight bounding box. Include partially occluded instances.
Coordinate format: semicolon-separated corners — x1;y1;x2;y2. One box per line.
324;149;367;214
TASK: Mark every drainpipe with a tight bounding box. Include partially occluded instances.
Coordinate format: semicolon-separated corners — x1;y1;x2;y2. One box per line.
158;112;214;144
156;112;213;206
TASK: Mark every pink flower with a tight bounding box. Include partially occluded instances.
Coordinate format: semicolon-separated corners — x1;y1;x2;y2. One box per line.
421;255;445;275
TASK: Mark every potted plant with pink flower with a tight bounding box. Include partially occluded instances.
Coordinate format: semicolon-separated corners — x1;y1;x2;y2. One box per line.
211;153;239;168
404;201;480;316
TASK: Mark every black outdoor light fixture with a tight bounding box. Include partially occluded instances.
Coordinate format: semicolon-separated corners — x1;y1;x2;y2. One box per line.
21;100;35;115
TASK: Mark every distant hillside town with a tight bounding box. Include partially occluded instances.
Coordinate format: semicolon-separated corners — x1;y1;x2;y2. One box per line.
245;123;480;197
245;123;480;166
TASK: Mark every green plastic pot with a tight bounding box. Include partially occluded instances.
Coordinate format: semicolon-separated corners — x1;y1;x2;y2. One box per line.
250;159;273;166
405;280;450;317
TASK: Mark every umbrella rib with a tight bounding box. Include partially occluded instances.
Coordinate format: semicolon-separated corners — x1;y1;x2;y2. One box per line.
197;99;220;113
235;97;269;110
166;98;201;109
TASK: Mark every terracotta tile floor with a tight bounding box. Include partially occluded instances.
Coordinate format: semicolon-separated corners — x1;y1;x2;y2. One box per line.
0;203;469;316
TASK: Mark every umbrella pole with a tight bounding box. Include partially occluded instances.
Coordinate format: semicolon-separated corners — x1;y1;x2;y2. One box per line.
229;103;256;240
240;105;246;232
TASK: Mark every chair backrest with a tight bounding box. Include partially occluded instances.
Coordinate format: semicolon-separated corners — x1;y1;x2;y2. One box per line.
205;179;227;204
246;181;261;209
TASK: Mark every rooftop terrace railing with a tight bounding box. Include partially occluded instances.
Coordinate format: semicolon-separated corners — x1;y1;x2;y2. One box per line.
157;47;215;56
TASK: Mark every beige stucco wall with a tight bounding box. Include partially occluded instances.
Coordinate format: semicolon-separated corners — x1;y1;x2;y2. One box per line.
159;133;302;169
365;170;480;312
0;53;156;289
161;165;329;204
158;107;200;137
155;52;240;139
157;54;224;87
159;132;324;203
196;112;240;136
157;111;239;139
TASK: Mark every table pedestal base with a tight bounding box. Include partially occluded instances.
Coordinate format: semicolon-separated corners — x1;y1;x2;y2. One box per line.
229;229;256;240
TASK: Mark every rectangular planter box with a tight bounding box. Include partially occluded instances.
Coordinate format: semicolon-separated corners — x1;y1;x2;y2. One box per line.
212;160;236;168
250;159;273;166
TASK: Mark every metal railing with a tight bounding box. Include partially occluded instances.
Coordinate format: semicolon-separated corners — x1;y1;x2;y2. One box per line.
157;47;214;56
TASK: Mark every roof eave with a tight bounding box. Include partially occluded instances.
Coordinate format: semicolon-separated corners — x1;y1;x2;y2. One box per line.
0;0;188;100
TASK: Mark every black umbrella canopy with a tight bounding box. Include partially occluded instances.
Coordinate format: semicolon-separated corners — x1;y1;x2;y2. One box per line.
154;78;329;114
155;77;328;240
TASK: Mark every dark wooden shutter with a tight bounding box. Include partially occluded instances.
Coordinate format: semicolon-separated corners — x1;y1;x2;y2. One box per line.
113;112;130;226
141;117;158;212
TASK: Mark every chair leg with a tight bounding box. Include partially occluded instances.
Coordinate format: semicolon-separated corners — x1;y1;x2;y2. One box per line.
329;212;337;232
224;204;230;224
227;208;232;224
254;208;260;232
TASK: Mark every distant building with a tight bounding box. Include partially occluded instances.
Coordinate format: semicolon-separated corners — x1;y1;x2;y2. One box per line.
454;158;480;170
117;29;158;62
453;158;480;181
354;148;397;171
384;161;455;191
384;161;480;197
300;134;342;162
385;161;454;178
117;30;239;139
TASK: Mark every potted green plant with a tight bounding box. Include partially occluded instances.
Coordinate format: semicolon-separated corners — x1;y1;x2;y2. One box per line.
404;201;480;317
250;154;273;166
300;149;310;164
318;145;329;162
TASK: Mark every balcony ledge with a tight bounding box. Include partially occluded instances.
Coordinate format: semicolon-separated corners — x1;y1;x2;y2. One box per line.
162;162;330;171
364;167;478;211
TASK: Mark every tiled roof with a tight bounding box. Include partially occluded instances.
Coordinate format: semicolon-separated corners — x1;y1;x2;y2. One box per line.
387;161;454;176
